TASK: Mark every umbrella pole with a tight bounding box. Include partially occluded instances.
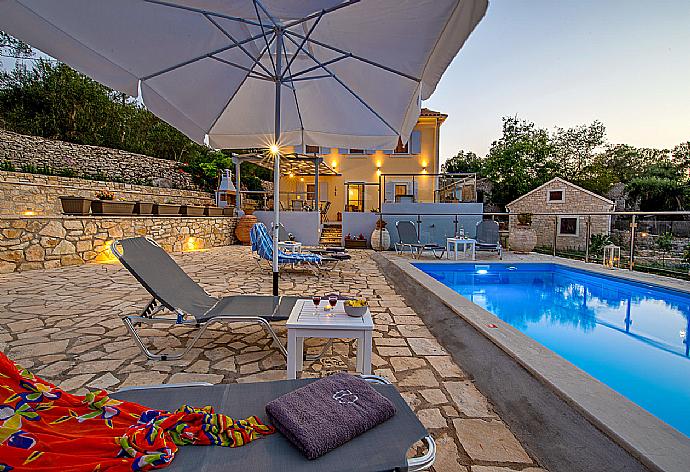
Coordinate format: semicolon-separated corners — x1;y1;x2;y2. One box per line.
272;29;283;296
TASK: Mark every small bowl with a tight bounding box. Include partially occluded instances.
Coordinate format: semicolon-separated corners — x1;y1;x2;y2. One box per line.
343;304;368;318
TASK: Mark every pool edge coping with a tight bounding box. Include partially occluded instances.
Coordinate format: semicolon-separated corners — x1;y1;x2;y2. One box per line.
379;253;690;472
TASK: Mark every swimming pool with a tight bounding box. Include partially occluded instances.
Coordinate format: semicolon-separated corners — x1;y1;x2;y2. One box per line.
414;262;690;437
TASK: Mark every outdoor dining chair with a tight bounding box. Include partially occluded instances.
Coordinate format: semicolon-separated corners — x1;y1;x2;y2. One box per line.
475;219;503;259
394;221;446;259
110;375;436;471
111;236;300;361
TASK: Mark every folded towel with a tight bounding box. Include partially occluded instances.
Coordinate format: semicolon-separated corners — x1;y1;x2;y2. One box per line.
265;373;396;459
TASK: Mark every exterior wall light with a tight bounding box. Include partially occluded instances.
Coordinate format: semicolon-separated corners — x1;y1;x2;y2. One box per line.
269;144;280;155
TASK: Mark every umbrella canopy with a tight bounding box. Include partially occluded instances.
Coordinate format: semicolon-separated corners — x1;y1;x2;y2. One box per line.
0;0;488;293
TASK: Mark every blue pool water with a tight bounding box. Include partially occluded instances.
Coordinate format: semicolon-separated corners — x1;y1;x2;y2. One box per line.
415;262;690;437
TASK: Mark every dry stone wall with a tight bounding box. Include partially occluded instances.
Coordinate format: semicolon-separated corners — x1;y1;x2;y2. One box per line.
0;129;198;189
0;216;238;273
0;171;213;216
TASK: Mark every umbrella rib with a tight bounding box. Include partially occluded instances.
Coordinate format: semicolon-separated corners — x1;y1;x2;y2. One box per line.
142;0;270;28
283;0;361;29
253;0;277;75
140;31;269;81
285;54;351;81
204;14;274;78
280;36;305;144
207;34;276;134
209;56;272;81
284;30;421;83
282;33;399;135
280;10;324;80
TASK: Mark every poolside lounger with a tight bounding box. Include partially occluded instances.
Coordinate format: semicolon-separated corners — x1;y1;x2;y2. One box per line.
394;221;446;259
475;220;503;259
111;376;435;471
250;222;338;270
111;237;299;361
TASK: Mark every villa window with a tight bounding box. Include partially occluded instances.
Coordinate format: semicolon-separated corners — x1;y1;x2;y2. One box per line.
305;145;320;154
349;148;364;154
558;216;579;236
547;189;565;203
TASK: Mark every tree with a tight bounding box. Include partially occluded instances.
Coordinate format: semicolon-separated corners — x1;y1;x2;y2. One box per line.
483;117;557;205
0;31;33;66
551;120;606;182
442;150;484;174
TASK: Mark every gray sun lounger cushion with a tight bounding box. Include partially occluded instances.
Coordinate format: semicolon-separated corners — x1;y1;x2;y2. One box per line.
111;380;428;472
115;237;299;321
265;372;396;460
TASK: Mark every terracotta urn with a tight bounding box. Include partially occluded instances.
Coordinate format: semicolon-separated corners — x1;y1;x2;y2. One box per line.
510;225;537;253
235;214;258;245
371;227;391;251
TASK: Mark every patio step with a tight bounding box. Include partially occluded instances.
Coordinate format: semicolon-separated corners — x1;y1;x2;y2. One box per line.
320;224;342;246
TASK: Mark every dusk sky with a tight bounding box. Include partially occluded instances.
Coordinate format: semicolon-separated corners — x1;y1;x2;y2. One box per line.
425;0;690;162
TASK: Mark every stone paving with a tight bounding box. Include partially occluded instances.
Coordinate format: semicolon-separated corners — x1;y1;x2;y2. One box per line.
0;246;546;472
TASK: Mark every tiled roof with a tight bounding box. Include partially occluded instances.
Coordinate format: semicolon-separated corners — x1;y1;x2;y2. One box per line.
420;108;448;119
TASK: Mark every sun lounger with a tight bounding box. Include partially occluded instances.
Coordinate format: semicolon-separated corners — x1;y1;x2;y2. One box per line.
475;220;503;259
250;223;338;269
394;221;446;259
111;236;300;361
111;375;435;471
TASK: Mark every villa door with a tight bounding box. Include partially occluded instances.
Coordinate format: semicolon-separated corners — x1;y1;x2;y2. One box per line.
347;184;365;212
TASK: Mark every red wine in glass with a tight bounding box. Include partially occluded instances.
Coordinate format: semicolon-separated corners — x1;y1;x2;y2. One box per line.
312;295;321;311
328;295;338;308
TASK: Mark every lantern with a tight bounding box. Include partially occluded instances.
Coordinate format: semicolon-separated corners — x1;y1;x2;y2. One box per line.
603;244;621;269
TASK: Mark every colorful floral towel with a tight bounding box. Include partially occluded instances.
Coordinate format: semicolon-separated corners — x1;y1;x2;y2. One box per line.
0;353;274;471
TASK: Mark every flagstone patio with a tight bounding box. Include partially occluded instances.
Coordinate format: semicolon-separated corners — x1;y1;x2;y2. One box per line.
0;245;546;472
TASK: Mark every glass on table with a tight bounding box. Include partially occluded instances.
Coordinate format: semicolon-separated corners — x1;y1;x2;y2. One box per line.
312;295;321;313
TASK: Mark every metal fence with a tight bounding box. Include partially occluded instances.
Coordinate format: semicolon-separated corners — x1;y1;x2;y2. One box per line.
376;210;690;280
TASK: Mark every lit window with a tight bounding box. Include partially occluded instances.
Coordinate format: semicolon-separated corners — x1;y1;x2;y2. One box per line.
305;145;320;154
547;189;565;203
349;149;364;154
558;216;579;236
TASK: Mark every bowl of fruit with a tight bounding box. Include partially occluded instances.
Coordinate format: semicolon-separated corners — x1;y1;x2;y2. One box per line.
344;298;368;317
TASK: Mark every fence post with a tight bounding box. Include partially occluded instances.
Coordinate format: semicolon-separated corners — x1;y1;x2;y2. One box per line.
416;214;422;241
629;214;637;270
553;215;558;257
585;215;591;263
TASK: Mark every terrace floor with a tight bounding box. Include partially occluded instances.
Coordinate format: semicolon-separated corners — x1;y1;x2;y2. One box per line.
0;246;546;472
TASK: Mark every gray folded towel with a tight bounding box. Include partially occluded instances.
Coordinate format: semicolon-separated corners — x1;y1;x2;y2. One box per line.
265;372;396;460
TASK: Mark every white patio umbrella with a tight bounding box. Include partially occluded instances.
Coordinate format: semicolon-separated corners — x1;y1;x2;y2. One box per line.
0;0;487;294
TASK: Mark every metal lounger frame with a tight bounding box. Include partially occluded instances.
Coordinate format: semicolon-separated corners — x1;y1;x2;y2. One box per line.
112;237;289;361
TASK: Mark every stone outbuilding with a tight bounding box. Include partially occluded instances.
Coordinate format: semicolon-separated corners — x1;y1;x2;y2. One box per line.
506;177;615;251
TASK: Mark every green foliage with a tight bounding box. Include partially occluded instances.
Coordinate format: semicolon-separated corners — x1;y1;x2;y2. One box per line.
655;232;674;252
483;117;557;205
683;244;690;263
0;160;14;172
589;233;612;255
442;150;483;173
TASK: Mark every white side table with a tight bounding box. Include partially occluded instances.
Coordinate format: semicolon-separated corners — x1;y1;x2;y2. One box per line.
446;237;476;260
286;299;373;380
278;241;302;254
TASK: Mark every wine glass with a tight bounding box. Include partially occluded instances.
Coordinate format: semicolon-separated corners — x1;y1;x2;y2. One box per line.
312;295;321;313
328;294;338;311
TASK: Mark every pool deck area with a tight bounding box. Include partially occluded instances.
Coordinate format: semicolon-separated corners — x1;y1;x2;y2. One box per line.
0;246;548;472
377;252;690;472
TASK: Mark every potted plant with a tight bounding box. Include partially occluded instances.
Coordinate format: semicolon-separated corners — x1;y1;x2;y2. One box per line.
344;233;368;249
91;190;135;215
153;199;181;216
222;205;235;216
59;195;92;215
204;205;223;217
133;201;153;215
370;218;391;251
509;212;537;253
180;204;205;216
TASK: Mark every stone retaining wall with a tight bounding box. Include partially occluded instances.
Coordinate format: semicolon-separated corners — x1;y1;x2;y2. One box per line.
0;129;198;189
0;216;238;273
0;171;213;216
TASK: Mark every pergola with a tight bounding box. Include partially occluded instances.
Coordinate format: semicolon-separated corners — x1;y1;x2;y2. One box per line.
231;151;339;209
